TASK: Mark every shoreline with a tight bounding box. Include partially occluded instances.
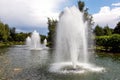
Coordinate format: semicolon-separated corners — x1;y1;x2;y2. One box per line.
0;42;24;47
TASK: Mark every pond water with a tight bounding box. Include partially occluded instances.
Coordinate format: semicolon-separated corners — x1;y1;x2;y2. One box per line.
0;45;120;80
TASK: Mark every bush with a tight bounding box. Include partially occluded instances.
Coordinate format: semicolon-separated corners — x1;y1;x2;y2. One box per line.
109;34;120;52
95;36;110;50
95;34;120;52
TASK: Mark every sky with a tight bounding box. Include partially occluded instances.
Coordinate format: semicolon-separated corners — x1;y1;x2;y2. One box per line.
0;0;120;35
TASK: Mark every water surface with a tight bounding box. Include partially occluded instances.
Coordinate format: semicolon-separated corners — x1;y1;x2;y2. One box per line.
0;45;120;80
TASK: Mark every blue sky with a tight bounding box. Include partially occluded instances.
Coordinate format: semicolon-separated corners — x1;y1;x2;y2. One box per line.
83;0;120;13
0;0;120;35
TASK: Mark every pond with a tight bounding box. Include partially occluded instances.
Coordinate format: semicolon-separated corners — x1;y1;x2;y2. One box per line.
0;45;120;80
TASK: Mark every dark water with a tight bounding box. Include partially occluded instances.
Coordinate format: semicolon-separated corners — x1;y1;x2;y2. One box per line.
0;45;120;80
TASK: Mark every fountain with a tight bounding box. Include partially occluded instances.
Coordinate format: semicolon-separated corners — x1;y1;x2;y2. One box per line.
49;6;104;73
43;39;48;49
26;36;31;47
26;30;42;50
26;31;49;50
31;30;41;49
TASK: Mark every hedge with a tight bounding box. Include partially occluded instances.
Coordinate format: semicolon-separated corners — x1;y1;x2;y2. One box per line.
95;34;120;52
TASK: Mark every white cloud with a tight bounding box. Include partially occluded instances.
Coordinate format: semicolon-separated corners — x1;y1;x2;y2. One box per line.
112;2;120;6
0;0;68;28
93;6;120;28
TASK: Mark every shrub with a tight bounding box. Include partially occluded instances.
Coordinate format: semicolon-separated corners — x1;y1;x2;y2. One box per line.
95;34;120;52
95;36;110;50
109;34;120;52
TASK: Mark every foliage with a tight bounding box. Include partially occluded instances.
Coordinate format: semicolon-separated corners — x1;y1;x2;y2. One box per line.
40;35;47;43
94;25;113;36
114;21;120;34
9;27;16;41
94;25;104;36
14;32;29;42
78;0;94;26
95;36;110;50
109;34;120;52
95;34;120;52
0;20;31;45
47;18;57;47
103;25;113;35
78;1;85;12
0;21;10;42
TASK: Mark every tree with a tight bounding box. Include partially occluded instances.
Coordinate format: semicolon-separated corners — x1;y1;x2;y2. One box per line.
14;32;28;42
47;18;57;47
78;0;85;12
3;24;10;41
103;25;113;35
40;35;47;43
0;21;10;42
114;21;120;34
78;0;94;26
94;25;104;36
0;21;4;41
9;27;16;41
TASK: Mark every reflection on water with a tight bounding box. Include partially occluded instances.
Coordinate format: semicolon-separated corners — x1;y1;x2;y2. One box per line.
0;45;52;80
0;45;120;80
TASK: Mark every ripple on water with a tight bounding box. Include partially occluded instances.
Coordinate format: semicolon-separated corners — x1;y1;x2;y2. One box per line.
49;62;105;74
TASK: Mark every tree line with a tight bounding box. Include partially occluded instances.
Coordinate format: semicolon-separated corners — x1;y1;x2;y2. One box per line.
94;22;120;52
0;20;30;43
0;20;46;46
94;22;120;36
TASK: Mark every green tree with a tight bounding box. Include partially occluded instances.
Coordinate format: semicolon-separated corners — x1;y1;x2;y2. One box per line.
9;27;16;41
114;21;120;34
103;25;113;35
47;18;57;47
40;35;47;43
0;21;10;42
0;21;4;41
94;25;104;36
78;0;94;26
78;0;85;12
3;24;10;41
14;32;28;42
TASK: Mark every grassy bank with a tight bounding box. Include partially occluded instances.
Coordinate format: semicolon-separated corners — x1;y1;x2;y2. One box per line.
0;42;24;47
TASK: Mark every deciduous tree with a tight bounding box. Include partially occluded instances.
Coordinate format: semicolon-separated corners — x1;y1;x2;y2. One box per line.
114;21;120;34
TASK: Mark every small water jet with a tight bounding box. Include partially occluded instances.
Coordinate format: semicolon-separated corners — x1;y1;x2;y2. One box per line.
41;38;49;50
26;30;42;50
26;31;49;50
43;39;47;48
26;36;31;47
49;6;104;73
31;30;41;49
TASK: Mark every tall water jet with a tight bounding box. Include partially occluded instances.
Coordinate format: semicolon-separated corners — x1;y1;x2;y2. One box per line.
56;6;89;68
49;6;104;73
